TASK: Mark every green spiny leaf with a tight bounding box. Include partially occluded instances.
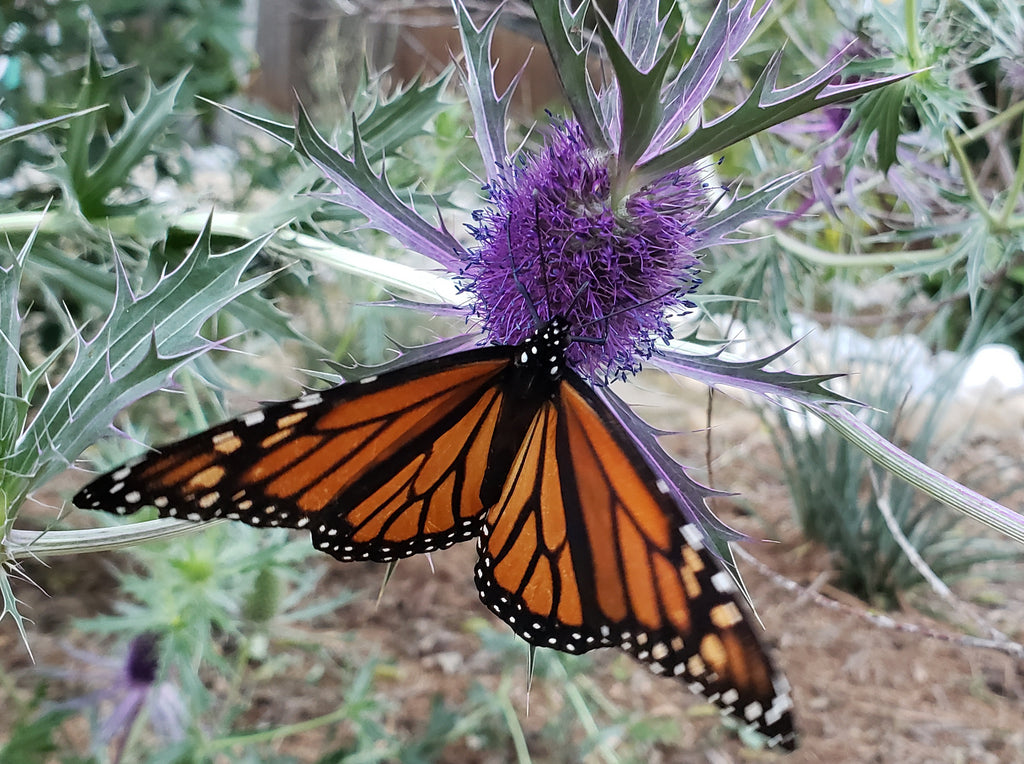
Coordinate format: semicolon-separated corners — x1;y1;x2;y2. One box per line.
295;104;464;271
659;342;857;406
848;81;909;174
530;0;607;152
65;51;122;195
596;1;678;171
0;213;49;462
357;70;453;155
70;70;187;218
10;216;273;491
0;222;31;428
0;558;35;661
204;67;450;166
453;0;513;177
636;52;909;185
699;172;804;249
204;99;295;146
0;106;106;147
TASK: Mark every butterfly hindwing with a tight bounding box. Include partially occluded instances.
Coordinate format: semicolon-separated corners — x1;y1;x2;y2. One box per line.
475;370;796;750
75;351;518;562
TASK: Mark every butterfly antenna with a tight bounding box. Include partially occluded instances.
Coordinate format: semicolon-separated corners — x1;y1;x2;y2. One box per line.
506;211;543;328
573;286;685;340
376;561;399;608
708;176;731;212
532;195;555;322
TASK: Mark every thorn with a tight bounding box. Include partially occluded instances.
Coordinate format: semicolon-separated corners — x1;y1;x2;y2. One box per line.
525;644;537;715
376;561;398;608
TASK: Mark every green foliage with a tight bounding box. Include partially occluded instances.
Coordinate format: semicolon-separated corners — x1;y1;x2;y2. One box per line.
704;0;1024;351
0;0;247;130
764;345;1020;607
0;692;73;764
64;60;189;218
0;217;272;511
460;625;686;762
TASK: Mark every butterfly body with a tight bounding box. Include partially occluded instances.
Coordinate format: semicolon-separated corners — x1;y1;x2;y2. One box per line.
75;316;797;750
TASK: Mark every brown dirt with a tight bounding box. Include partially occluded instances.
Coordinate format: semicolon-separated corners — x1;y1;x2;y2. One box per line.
5;378;1024;764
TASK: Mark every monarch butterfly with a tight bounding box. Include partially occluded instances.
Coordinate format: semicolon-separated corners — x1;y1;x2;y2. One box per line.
74;315;796;750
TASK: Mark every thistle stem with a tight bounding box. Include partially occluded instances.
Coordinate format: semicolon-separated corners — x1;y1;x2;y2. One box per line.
904;0;924;65
812;404;1024;547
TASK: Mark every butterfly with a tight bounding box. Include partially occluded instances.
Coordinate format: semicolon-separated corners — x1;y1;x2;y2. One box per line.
74;315;797;750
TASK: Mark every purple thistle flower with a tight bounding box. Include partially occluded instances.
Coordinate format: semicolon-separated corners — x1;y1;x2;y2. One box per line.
47;633;186;762
461;119;704;382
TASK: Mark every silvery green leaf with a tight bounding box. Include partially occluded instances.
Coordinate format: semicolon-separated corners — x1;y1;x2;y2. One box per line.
0;563;32;659
649;0;770;157
698;172;805;249
452;0;513;178
295;104;465;271
609;0;666;71
66;68;188;218
204;100;295;146
597;9;678;170
0;105;106;147
4;520;217;561
1;232;32;462
204;69;450;165
530;0;608;151
657;343;856;405
636;51;909;186
811;406;1024;547
10;216;272;491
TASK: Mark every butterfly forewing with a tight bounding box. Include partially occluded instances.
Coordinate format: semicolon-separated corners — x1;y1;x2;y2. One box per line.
75;352;517;562
475;370;796;750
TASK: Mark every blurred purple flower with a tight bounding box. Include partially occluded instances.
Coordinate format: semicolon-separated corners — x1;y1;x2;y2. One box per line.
770;38;872;222
49;633;186;762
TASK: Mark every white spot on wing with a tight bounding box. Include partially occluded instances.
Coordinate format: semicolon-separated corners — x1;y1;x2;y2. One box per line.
711;571;735;593
243;410;265;426
293;393;323;409
680;523;705;550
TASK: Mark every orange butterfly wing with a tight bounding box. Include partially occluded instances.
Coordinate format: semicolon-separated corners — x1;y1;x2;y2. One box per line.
476;372;796;750
77;317;796;748
75;351;520;562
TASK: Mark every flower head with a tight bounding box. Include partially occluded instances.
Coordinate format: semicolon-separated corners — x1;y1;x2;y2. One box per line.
48;633;186;762
462;119;704;381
